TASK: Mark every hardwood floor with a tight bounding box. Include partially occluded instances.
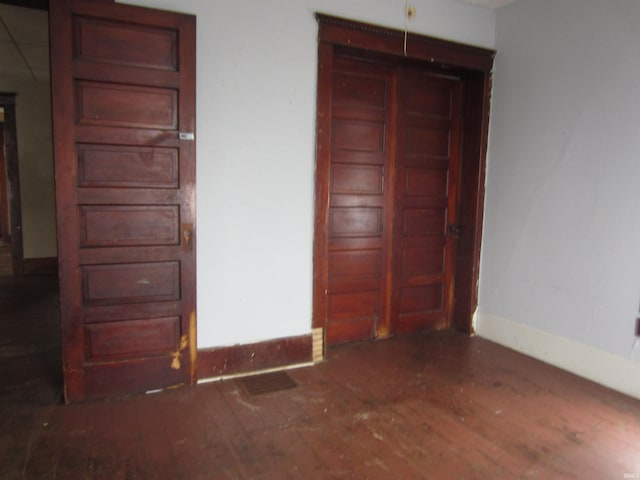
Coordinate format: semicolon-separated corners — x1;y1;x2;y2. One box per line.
1;275;639;479
0;243;11;276
0;274;62;406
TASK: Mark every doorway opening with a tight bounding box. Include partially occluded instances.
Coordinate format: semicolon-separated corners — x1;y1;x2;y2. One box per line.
0;3;62;404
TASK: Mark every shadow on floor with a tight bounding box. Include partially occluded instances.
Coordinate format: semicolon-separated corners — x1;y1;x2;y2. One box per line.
0;274;63;406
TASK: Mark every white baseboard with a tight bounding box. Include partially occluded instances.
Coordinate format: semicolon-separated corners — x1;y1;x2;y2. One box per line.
476;311;640;400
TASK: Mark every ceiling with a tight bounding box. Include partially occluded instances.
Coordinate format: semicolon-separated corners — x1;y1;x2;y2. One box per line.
0;3;49;83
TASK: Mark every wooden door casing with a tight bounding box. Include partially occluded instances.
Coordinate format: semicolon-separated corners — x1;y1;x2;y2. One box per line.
0;95;24;275
50;0;196;402
0;124;9;242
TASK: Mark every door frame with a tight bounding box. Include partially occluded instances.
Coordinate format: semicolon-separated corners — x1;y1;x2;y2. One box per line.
0;94;24;276
0;122;9;242
313;15;494;335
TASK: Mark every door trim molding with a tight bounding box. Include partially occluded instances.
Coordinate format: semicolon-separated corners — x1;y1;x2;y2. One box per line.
197;334;313;380
0;124;9;242
0;94;24;276
315;13;494;71
312;15;494;335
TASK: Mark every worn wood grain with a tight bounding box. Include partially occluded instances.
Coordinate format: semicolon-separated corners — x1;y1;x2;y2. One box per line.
2;275;640;478
2;275;639;478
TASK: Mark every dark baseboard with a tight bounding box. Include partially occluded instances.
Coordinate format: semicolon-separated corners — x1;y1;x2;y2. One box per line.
197;334;313;380
23;257;58;276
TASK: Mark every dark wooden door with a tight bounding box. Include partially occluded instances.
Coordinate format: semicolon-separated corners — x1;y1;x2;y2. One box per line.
391;69;462;334
325;55;395;344
50;0;196;402
323;55;462;345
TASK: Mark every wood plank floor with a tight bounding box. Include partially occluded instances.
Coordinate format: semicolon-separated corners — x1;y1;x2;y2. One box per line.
1;275;640;479
0;243;12;276
0;274;62;406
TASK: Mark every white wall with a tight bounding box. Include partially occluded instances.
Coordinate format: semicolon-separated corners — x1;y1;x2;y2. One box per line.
479;0;640;394
120;0;495;348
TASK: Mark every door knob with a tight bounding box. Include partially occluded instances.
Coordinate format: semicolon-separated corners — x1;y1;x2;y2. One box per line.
448;224;462;236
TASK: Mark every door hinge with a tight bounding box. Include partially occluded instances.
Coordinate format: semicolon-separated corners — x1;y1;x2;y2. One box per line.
179;132;195;141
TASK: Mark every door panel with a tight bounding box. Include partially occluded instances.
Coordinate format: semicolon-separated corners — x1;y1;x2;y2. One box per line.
77;145;179;189
50;0;196;401
74;16;178;69
76;82;178;129
325;57;394;345
84;316;180;361
391;70;461;334
79;205;180;247
331;164;383;194
81;262;180;305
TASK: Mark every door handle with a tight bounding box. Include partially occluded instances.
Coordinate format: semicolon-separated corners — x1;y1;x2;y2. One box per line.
183;224;193;251
448;224;462;236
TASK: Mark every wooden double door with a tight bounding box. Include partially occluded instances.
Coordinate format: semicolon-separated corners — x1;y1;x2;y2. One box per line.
320;53;463;345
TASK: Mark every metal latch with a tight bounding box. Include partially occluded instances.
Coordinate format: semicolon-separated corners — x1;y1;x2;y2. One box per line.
448;224;462;236
179;132;195;141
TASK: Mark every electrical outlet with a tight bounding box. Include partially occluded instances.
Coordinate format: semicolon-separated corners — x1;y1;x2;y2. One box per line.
636;317;640;337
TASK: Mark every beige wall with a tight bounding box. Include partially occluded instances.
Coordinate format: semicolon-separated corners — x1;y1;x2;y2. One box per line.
0;4;56;259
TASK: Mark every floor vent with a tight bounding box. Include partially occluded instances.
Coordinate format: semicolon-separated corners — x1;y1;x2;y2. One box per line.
238;371;298;396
